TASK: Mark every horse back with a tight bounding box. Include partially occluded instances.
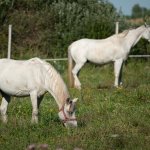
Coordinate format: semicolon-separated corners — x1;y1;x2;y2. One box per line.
70;38;124;64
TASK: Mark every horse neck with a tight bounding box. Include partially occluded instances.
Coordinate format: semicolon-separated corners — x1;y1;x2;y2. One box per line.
45;67;69;109
125;25;145;50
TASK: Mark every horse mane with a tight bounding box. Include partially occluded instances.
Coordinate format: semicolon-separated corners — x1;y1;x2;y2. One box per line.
28;58;70;107
48;67;69;107
110;30;129;38
40;59;70;106
112;28;136;38
117;30;130;38
109;24;149;39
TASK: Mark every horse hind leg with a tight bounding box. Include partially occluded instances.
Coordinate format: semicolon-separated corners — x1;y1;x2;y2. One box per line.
77;69;81;77
119;62;124;87
0;92;10;123
114;59;123;88
72;63;84;89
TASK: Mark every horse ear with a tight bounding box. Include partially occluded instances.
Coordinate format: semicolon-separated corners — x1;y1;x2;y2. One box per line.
72;98;78;103
144;23;147;27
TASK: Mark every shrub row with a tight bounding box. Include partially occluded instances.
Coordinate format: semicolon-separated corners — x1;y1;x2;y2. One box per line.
0;0;149;59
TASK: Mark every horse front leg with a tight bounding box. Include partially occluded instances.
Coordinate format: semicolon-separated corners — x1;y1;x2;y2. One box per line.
114;59;123;88
72;63;84;89
30;91;38;123
0;92;10;123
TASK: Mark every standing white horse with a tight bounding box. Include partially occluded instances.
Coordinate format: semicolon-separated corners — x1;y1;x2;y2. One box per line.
0;58;78;127
68;23;150;89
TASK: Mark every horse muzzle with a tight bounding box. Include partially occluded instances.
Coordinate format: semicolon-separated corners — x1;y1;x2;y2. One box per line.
64;121;77;128
58;108;77;128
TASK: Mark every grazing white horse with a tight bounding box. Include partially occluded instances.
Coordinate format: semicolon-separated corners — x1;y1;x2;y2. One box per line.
68;23;150;89
0;58;78;127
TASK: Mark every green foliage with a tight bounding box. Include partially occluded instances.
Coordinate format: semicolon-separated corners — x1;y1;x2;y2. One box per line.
0;59;150;149
0;0;130;59
131;39;150;55
0;0;149;58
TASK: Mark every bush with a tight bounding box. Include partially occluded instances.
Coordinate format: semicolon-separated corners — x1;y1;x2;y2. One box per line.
1;0;144;59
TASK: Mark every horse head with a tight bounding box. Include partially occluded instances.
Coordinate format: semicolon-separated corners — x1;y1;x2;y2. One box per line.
143;23;150;42
58;97;78;127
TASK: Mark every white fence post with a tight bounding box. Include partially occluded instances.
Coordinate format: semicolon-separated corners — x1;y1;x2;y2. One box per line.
8;25;12;59
115;22;119;34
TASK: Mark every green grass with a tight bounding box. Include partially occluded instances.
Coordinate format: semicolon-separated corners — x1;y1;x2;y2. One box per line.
0;59;150;150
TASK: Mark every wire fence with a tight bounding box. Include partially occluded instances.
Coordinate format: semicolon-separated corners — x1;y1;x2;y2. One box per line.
7;23;150;61
43;55;150;61
129;55;150;57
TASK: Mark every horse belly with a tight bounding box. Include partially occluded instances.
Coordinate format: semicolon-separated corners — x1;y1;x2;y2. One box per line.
87;49;114;64
3;89;29;97
0;69;30;97
0;80;30;97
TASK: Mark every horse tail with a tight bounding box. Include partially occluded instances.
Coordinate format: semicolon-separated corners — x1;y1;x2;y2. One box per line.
68;45;74;88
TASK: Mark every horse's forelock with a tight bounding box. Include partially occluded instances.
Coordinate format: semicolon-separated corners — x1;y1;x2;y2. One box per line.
66;97;71;104
69;102;75;113
65;97;75;113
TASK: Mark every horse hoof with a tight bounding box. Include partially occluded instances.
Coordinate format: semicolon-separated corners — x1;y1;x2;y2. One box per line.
1;115;8;123
75;85;81;90
31;119;38;124
119;84;124;88
114;85;118;88
2;119;7;124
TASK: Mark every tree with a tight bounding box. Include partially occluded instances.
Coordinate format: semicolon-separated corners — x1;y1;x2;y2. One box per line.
132;4;142;18
131;4;150;19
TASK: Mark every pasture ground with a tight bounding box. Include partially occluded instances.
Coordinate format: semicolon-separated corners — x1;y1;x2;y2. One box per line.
0;59;150;150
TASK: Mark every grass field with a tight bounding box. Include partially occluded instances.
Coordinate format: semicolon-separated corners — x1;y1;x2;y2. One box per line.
0;59;150;150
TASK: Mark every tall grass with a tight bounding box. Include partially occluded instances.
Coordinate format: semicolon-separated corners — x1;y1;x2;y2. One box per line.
0;59;150;150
